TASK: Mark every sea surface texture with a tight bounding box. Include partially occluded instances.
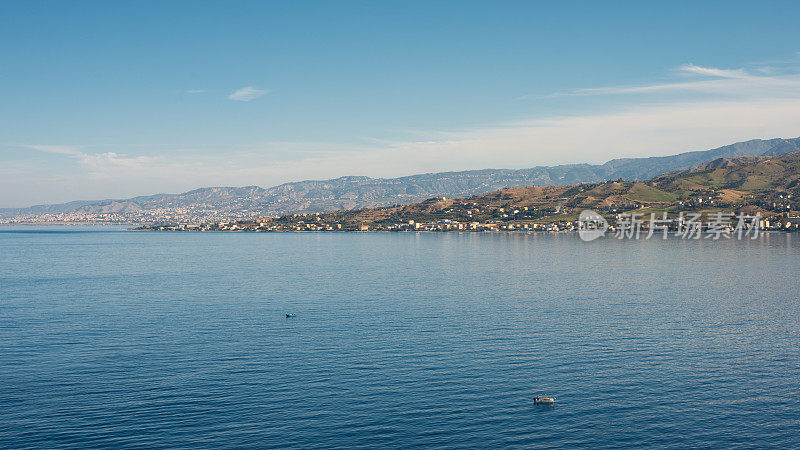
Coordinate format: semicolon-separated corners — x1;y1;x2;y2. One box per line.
1;227;799;448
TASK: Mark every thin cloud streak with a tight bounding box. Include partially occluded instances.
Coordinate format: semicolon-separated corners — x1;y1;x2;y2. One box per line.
25;145;84;156
25;145;155;173
678;64;751;79
228;86;270;101
551;64;800;97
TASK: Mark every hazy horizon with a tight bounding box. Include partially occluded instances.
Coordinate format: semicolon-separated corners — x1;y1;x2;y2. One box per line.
3;134;799;209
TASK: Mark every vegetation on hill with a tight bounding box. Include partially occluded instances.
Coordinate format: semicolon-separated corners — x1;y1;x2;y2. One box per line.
252;151;800;230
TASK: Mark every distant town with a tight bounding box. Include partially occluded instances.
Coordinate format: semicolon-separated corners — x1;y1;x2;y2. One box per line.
0;207;261;226
139;197;800;234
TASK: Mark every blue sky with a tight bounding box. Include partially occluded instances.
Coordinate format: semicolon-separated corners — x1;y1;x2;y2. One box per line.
3;1;800;207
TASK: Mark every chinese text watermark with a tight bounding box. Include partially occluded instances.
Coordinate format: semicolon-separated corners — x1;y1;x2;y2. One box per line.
578;210;761;242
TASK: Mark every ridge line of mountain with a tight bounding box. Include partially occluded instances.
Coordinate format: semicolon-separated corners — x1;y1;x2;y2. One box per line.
146;150;800;232
3;136;799;222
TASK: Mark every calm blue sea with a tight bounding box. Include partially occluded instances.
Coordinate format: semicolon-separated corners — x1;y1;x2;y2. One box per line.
1;227;799;449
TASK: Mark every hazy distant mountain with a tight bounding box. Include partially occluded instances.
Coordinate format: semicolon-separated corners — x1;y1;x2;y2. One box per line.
2;137;799;223
293;150;800;230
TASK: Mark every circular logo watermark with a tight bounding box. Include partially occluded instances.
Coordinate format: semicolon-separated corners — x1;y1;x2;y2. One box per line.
578;209;608;241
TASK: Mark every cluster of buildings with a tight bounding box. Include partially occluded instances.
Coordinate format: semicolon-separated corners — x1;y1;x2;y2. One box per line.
0;208;260;225
145;215;581;233
359;219;571;232
142;210;800;234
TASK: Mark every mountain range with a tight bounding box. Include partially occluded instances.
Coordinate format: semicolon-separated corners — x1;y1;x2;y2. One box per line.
3;136;799;223
254;150;800;231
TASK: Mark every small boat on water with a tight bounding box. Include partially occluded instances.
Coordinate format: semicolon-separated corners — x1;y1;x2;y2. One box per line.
533;396;555;404
285;313;297;318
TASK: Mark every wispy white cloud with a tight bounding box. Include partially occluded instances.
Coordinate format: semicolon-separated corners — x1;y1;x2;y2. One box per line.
753;66;776;75
25;145;155;172
554;64;800;97
184;89;208;94
25;145;84;156
228;86;270;101
79;152;155;170
677;64;750;79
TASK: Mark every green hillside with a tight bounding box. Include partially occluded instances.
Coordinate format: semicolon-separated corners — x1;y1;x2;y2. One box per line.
318;151;800;226
145;152;800;231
